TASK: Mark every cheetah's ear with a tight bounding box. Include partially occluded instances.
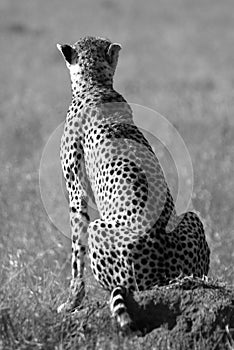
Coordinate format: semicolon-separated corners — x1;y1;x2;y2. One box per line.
57;44;75;65
106;43;122;68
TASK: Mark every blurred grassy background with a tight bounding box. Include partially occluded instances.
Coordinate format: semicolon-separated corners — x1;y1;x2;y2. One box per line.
0;0;234;346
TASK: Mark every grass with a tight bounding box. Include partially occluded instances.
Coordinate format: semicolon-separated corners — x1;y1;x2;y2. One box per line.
0;0;234;348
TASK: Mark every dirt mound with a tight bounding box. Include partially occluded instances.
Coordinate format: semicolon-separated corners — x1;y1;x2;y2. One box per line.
60;277;234;350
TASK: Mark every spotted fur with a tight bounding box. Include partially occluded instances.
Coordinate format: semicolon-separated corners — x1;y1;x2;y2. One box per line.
57;36;210;327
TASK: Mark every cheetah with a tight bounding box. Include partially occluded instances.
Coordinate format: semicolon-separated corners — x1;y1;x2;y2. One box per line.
57;36;210;329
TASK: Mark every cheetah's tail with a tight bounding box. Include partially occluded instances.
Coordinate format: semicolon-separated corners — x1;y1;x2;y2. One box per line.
110;286;132;329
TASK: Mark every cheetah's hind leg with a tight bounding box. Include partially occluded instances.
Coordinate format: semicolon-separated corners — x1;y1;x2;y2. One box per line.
110;286;133;330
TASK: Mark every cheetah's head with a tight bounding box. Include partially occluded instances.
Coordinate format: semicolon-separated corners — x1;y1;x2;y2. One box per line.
57;36;121;88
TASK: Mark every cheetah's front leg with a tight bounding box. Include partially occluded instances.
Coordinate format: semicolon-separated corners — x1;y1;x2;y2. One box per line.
70;193;90;305
58;148;90;313
58;190;90;313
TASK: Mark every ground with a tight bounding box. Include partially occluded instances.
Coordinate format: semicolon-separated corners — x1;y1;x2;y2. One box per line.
0;0;234;349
